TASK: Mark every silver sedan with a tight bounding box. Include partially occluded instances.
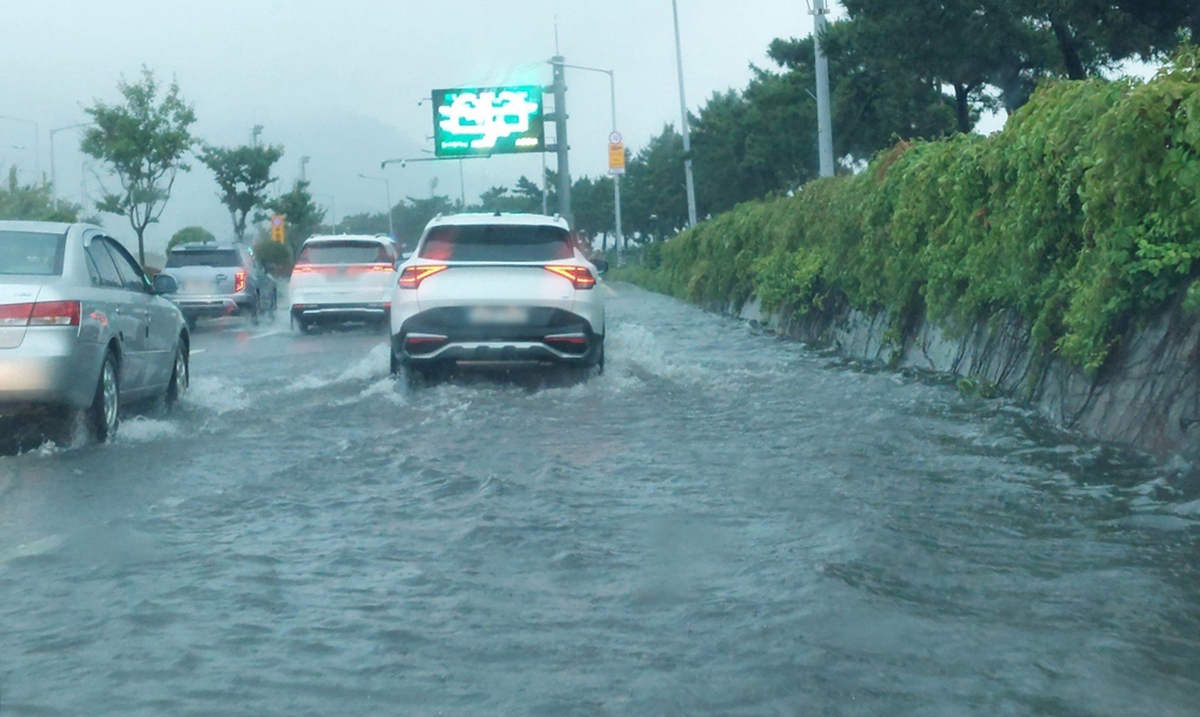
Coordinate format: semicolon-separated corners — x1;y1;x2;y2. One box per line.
0;221;190;444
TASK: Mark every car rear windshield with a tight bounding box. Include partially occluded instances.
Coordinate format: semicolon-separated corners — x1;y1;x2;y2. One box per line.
0;230;67;276
166;249;241;268
419;225;573;262
297;242;392;265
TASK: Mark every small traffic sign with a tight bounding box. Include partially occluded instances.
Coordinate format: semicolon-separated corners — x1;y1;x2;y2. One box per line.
271;215;286;243
608;141;626;176
609;131;623;145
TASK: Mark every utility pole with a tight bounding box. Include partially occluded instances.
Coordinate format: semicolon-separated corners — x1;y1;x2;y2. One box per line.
550;55;573;227
813;0;835;178
671;0;698;228
300;156;310;182
560;62;625;257
251;124;263;147
49;122;90;208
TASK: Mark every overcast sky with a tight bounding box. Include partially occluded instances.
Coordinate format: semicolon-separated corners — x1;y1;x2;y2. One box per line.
1;0;833;252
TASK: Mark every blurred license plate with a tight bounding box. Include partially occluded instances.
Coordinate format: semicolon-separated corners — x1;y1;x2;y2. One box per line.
184;281;209;294
468;306;529;324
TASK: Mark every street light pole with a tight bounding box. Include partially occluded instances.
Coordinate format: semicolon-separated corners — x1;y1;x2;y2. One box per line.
300;156;310;182
813;0;835;178
671;0;698;228
49;122;91;207
561;63;625;258
358;174;394;238
0;115;41;181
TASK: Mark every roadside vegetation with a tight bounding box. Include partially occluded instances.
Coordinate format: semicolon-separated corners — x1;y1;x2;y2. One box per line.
614;48;1200;374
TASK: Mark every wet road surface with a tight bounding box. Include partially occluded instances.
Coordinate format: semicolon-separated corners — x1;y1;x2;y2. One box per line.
1;283;1198;716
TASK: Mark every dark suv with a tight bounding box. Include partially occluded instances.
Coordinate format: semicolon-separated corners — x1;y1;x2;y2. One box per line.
159;243;278;328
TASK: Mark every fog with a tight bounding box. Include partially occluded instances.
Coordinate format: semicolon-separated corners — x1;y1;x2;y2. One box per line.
0;0;825;253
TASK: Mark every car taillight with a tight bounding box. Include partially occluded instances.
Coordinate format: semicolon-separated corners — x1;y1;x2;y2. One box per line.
0;303;34;327
398;265;448;290
292;264;315;275
235;271;247;292
544;265;596;290
0;301;80;327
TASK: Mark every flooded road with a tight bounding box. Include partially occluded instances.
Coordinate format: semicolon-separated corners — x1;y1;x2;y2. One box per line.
1;283;1198;716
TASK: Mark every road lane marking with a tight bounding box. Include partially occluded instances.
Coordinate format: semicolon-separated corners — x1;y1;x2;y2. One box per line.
604;284;619;297
250;330;290;340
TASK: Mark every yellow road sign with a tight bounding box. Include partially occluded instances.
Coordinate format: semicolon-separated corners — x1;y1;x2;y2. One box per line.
271;215;286;243
608;142;626;175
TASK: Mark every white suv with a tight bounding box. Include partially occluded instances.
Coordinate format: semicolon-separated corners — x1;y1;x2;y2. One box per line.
388;213;607;382
289;235;398;332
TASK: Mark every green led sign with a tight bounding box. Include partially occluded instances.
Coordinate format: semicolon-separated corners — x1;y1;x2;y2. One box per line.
432;86;546;157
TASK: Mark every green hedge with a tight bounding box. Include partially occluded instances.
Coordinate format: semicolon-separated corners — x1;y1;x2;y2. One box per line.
638;47;1200;372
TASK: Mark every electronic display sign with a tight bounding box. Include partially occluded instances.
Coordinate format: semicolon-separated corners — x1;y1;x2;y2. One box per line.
432;86;546;157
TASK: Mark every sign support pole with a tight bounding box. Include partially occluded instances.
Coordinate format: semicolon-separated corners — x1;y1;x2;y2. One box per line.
551;56;574;228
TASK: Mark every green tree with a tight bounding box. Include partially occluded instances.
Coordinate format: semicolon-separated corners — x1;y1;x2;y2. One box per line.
571;175;615;246
165;225;216;253
0;167;87;222
261;180;325;256
81;67;197;265
624;125;689;238
199;143;285;243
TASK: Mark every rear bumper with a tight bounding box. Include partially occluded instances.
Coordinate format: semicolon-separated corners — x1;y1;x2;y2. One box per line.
0;329;103;410
393;307;602;366
172;294;254;319
292;303;389;323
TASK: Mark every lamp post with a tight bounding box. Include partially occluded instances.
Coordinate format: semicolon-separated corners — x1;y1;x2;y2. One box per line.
0;115;40;180
670;0;698;228
812;0;834;177
49;123;91;206
358;174;394;238
300;156;310;182
560;62;625;258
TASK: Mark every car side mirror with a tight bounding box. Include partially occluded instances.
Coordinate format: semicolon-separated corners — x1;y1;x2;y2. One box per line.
152;274;178;295
591;258;610;275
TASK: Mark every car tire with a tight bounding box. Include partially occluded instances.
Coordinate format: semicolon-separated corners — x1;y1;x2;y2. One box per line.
166;340;189;407
88;351;120;443
250;295;261;326
595;337;605;376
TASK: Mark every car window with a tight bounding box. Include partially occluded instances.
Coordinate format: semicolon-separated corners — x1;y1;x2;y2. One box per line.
100;238;149;293
85;239;124;288
0;230;67;276
297;242;392;265
419;225;573;262
166;249;241;268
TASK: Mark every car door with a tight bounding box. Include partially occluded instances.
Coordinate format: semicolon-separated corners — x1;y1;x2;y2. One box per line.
106;240;176;391
97;238;154;398
84;236;147;395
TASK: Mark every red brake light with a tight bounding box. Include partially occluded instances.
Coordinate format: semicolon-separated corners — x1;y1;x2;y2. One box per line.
292;264;315;275
399;265;448;290
29;301;81;327
0;303;34;327
0;301;80;328
544;265;596;290
234;270;247;293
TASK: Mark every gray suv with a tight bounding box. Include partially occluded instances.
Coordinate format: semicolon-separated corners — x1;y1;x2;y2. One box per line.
160;243;278;328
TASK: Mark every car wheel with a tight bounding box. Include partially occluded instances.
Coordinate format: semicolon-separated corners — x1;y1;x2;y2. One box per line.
166;341;189;406
88;351;120;443
250;295;261;326
595;337;605;376
269;289;279;318
186;316;198;332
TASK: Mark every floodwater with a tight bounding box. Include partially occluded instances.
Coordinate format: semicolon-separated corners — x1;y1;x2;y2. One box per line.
1;283;1197;716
